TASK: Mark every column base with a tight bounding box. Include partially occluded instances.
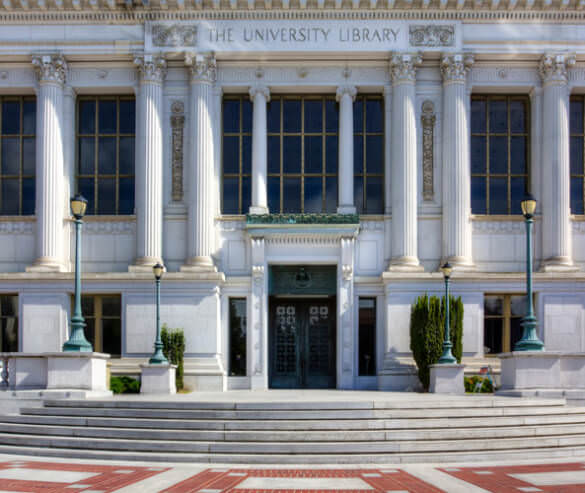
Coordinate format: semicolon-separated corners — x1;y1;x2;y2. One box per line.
249;206;269;215
337;205;357;215
129;256;163;273
442;256;476;272
180;256;217;273
540;256;579;273
388;256;424;272
26;257;66;273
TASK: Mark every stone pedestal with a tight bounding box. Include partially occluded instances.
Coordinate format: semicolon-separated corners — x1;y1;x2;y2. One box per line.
499;351;562;390
429;364;465;394
46;353;110;392
140;363;177;394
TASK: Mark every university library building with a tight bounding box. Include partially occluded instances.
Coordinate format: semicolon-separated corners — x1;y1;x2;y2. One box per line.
0;0;583;391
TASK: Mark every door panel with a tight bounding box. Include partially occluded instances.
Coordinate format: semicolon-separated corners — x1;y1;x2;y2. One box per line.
270;298;336;389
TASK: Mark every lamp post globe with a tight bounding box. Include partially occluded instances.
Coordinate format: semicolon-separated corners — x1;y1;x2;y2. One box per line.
149;263;168;364
63;194;92;352
438;262;457;364
514;193;545;351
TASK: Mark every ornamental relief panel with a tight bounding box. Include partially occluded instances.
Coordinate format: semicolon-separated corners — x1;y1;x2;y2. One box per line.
409;25;455;47
469;66;539;84
170;100;185;202
421;100;436;201
152;24;197;47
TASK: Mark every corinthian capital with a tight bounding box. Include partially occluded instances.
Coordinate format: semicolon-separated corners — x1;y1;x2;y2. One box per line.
389;52;422;84
32;54;67;85
441;53;474;83
134;54;167;84
336;85;357;102
539;53;576;85
185;53;216;84
249;85;270;102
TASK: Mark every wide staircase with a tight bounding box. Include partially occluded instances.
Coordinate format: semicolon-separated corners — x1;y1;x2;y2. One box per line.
1;395;585;463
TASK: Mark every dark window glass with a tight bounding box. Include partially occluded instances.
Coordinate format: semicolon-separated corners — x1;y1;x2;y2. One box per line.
76;97;135;215
484;294;533;355
471;95;529;215
570;97;585;215
79;295;121;356
267;96;338;213
359;298;376;376
229;298;247;376
0;97;36;216
221;96;252;214
354;95;384;214
0;295;18;352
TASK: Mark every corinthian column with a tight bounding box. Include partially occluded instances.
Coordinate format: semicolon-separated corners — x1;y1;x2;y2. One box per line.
27;55;67;272
539;53;577;272
441;53;475;271
249;85;269;214
337;85;357;214
388;53;423;271
131;54;166;271
182;54;217;272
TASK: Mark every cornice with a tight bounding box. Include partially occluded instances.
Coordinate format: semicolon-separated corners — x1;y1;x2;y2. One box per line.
3;7;585;24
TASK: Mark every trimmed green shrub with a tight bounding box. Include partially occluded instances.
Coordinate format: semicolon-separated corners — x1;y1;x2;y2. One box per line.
161;325;186;390
465;375;494;393
110;376;140;394
409;294;464;391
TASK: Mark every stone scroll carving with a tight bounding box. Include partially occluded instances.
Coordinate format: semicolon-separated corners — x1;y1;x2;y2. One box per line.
170;100;185;202
409;25;455;47
421;100;436;201
152;24;197;47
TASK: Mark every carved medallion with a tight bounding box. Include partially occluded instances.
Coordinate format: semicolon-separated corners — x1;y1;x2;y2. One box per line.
409;25;455;47
152;24;197;47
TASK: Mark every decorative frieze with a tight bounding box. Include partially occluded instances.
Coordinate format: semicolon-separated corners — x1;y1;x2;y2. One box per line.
134;54;167;84
421;100;436;202
246;213;360;224
185;53;216;83
470;66;539;84
170;100;185;202
472;220;525;234
409;25;454;47
83;220;136;235
32;54;67;85
441;53;474;83
389;53;422;84
539;53;576;85
152;24;197;47
0;221;34;234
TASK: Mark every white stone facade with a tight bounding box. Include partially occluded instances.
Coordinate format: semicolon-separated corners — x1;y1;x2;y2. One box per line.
1;4;585;391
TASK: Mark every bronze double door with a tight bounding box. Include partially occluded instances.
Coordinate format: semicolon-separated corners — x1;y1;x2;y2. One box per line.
269;297;336;389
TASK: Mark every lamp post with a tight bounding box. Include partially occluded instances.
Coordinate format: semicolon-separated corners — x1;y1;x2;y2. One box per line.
63;194;92;352
438;262;456;364
149;263;168;364
514;193;545;351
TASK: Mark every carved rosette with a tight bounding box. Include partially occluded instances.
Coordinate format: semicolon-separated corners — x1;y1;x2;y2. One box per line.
170;100;185;202
421;100;436;201
249;85;270;102
134;54;167;84
152;24;197;47
441;53;474;83
336;85;357;102
389;53;422;85
409;25;455;47
186;53;217;84
32;54;67;85
539;53;576;85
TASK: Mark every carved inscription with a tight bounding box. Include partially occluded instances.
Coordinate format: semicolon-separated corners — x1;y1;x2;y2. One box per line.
421;100;436;201
170;101;185;202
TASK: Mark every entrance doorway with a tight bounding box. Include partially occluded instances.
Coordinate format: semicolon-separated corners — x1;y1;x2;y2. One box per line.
269;297;336;389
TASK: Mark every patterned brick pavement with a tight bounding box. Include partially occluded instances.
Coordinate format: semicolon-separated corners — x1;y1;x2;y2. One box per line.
0;459;584;492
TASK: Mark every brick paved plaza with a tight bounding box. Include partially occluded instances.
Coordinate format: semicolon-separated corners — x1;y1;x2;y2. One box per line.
0;456;584;492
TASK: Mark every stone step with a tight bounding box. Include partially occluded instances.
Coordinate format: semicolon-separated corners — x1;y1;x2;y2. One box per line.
1;431;585;454
0;421;584;442
41;398;568;410
19;405;585;420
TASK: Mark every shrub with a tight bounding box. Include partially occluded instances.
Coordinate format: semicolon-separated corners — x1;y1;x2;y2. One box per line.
161;325;186;390
110;376;140;394
465;375;494;393
409;294;464;391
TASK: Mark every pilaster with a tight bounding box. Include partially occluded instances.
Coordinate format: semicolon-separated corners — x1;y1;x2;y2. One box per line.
441;53;475;271
250;237;268;389
130;54;166;272
383;84;392;263
27;54;67;273
539;53;578;272
338;236;355;389
181;53;218;273
388;53;423;271
249;85;270;214
336;85;357;215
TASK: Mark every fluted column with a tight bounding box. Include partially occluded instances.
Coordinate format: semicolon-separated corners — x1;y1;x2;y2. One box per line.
388;53;423;271
539;53;577;272
249;85;269;214
27;55;67;272
441;53;475;271
337;85;357;214
182;54;217;272
131;54;166;271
